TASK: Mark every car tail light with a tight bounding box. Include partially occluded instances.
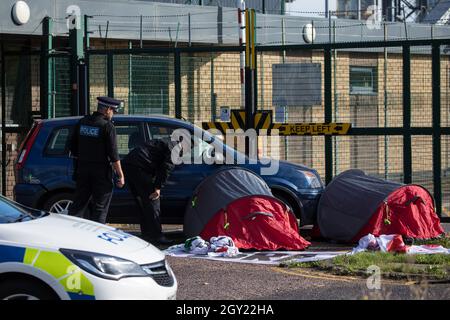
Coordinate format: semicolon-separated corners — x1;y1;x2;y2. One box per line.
15;121;43;171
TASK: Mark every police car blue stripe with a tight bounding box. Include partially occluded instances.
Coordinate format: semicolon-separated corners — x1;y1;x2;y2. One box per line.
0;245;26;263
68;292;96;300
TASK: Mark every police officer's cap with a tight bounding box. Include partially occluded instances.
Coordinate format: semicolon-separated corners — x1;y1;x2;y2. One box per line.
97;96;123;113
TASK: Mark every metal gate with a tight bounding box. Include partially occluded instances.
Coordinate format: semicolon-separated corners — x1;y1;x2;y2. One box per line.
2;23;449;221
85;39;450;221
255;39;450;221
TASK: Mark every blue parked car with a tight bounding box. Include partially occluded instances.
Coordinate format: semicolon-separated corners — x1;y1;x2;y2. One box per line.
13;115;324;226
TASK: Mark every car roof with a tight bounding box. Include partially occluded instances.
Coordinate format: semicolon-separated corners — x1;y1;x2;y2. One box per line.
40;114;193;127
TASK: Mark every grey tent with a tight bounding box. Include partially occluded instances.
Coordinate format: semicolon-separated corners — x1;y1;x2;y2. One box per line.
183;167;272;237
316;169;443;242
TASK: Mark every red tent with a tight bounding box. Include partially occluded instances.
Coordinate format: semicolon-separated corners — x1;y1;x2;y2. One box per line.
315;170;444;243
200;195;310;251
351;184;444;242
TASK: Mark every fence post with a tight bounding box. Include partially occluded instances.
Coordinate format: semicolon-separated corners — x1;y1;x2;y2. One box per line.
84;15;91;50
402;44;412;184
238;3;245;108
281;18;286;62
107;52;114;98
253;11;258;117
1;42;6;196
128;41;133;114
384;22;389;180
245;9;256;156
188;13;191;47
328;10;332;44
174;49;182;119
324;46;333;185
218;7;223;45
140;15;143;49
333;20;339;175
40;17;53;119
69;14;84;116
78;63;88;116
84;15;91;114
281;17;287;160
210;54;216;122
432;42;442;217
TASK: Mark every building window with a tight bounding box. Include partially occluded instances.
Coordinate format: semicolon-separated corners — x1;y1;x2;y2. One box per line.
349;66;377;95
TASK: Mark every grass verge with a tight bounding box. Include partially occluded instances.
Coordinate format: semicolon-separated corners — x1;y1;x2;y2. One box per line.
287;235;450;281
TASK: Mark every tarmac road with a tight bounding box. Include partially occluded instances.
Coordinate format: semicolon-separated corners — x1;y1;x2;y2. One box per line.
163;224;450;300
167;254;450;300
118;224;450;300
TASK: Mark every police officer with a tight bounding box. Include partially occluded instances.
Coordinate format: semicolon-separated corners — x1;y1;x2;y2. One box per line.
69;96;125;224
122;138;177;244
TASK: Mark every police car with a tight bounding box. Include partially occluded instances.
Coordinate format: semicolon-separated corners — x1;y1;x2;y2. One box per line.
0;195;177;300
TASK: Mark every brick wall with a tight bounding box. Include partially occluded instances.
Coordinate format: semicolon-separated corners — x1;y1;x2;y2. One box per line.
2;133;23;198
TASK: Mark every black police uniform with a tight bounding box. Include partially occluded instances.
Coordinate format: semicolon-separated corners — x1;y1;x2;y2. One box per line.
69;103;120;224
122;139;175;241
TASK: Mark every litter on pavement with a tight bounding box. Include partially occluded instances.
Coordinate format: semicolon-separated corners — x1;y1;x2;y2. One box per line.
351;233;450;255
164;235;348;265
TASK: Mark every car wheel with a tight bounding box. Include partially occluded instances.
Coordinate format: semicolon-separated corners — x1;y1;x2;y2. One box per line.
0;278;58;300
43;193;74;215
272;192;300;224
273;193;294;213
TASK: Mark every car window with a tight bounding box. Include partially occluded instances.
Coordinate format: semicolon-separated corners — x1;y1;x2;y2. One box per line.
45;126;72;156
0;196;42;224
115;123;145;158
148;124;193;160
147;124;236;163
148;125;175;140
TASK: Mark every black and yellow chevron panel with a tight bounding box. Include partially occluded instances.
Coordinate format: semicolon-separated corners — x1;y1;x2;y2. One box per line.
202;110;246;133
202;110;351;136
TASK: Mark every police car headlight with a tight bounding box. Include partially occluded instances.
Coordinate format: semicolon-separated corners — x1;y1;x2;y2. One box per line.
61;249;147;280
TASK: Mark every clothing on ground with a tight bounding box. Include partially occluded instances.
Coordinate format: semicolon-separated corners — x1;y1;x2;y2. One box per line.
352;233;450;255
166;236;240;258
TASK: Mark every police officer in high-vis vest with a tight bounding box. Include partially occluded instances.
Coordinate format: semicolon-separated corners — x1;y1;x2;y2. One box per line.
69;96;125;223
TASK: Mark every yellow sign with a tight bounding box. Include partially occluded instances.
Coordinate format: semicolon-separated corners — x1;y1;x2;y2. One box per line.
272;123;351;136
201;110;351;136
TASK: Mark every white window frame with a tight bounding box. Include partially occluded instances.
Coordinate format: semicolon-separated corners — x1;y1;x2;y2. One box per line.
349;66;377;95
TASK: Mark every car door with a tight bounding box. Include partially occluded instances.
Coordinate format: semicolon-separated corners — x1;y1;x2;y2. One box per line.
145;122;215;223
42;125;76;189
107;121;147;222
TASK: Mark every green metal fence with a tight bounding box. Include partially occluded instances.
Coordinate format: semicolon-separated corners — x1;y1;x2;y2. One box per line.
18;38;440;221
51;56;72;118
0;38;449;220
82;39;450;221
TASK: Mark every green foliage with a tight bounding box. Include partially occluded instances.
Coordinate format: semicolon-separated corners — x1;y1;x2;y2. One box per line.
288;251;450;280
